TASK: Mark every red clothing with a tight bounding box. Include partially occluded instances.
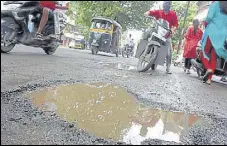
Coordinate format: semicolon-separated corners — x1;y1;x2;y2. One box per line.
200;37;217;80
148;10;178;28
40;1;56;11
183;26;203;58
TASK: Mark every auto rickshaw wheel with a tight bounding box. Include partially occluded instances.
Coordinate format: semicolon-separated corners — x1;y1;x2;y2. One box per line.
91;46;98;55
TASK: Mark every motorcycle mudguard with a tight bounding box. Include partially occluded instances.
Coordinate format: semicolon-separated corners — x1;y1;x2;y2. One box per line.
1;17;19;30
153;41;168;66
135;39;161;59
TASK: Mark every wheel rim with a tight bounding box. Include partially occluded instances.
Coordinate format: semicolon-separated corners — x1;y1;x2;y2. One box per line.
1;31;13;47
139;48;152;68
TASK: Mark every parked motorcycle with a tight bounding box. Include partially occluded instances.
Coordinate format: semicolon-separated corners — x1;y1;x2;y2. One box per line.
122;44;133;58
191;41;227;78
1;1;67;55
135;16;171;72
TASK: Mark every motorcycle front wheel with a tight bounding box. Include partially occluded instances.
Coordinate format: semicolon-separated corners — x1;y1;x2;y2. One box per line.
137;45;158;72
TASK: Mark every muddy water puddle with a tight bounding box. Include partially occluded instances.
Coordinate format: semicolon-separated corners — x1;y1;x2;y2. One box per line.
27;83;204;145
101;62;137;71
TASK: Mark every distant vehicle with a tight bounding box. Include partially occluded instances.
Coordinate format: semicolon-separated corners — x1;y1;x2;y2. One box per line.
89;16;122;57
122;44;133;58
69;39;86;50
1;1;67;55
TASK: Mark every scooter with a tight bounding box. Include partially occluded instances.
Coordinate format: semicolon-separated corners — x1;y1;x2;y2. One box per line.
191;41;227;78
135;16;171;72
1;1;67;55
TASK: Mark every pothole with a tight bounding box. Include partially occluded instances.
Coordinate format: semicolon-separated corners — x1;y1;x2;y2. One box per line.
101;62;137;71
26;82;205;145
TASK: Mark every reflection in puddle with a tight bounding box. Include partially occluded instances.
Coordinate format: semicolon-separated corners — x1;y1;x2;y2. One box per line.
102;63;137;71
27;83;204;145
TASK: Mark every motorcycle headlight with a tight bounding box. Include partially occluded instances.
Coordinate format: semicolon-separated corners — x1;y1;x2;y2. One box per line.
93;39;97;43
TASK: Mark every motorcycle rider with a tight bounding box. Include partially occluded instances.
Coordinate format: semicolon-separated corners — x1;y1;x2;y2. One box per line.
127;34;134;53
144;1;178;74
35;1;68;40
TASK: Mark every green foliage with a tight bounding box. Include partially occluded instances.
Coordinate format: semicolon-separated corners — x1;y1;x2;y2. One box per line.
172;1;198;47
67;1;155;38
66;1;198;41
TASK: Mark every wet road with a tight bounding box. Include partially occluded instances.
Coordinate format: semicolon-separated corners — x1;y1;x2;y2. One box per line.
1;45;227;145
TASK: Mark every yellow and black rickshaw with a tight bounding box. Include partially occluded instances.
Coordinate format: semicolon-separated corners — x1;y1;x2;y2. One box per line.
69;38;86;50
89;16;122;57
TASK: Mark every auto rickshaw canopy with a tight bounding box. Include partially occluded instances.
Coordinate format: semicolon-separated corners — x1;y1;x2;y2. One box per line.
91;16;122;30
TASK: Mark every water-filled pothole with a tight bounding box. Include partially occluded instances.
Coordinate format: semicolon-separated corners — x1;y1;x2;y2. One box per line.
101;62;137;71
27;83;204;145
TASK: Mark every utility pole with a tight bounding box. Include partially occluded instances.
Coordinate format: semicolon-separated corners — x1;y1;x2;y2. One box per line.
177;1;190;54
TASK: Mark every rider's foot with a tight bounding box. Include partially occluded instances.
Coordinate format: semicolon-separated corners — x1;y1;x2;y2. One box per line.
34;32;43;40
206;79;211;85
186;69;191;74
166;70;172;74
202;69;212;82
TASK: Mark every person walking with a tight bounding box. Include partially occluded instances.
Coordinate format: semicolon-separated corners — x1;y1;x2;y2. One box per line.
183;19;203;74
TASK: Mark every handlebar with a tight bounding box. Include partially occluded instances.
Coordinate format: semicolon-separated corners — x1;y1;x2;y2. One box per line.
144;15;171;32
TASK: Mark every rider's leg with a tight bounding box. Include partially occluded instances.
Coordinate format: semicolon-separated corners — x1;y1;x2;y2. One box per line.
184;58;189;72
166;39;173;74
36;7;50;39
207;47;217;81
201;37;216;83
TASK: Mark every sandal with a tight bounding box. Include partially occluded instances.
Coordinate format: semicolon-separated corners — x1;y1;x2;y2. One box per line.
34;32;43;40
206;79;211;85
202;69;212;82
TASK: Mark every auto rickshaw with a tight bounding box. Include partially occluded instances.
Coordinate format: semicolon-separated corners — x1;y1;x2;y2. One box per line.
69;39;86;50
89;16;122;57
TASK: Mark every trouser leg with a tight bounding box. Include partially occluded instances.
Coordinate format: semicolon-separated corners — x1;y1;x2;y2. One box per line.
188;58;192;69
208;47;217;80
166;39;172;72
185;58;189;69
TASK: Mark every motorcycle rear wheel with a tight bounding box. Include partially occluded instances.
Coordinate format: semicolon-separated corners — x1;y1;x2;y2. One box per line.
1;27;16;53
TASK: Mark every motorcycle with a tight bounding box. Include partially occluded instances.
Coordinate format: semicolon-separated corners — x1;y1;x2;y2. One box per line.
1;1;67;55
191;41;227;78
135;16;171;72
122;44;133;58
